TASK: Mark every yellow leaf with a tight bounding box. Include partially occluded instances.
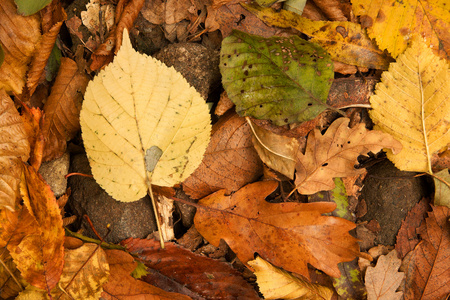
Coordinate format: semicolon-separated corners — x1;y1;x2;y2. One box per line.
247;117;299;179
369;38;450;173
352;0;450;60
295;118;402;195
433;169;450;208
248;256;333;300
80;29;211;202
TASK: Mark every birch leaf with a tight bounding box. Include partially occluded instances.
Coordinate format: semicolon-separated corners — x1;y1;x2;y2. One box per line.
369;38;450;173
80;29;211;202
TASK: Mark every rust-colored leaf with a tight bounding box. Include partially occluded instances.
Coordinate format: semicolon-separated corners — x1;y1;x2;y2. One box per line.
403;205;450;300
365;250;404;300
295;117;402;194
183;111;263;199
0;0;41;94
19;103;44;170
41;57;89;162
90;0;145;71
102;249;191;300
0;91;30;211
123;237;260;299
195;180;365;280
395;198;430;259
26;1;67;97
11;164;64;291
0;249;23;299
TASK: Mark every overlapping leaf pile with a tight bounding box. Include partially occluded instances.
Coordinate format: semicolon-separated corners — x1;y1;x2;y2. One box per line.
1;0;450;299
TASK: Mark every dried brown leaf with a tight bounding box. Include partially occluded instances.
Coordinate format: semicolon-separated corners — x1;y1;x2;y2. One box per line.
195;181;365;280
0;0;41;94
295;117;402;195
365;250;404;300
42;57;89;162
26;1;67;97
0;91;30;211
102;249;191;299
403;205;450;300
183;111;263;199
123;238;260;299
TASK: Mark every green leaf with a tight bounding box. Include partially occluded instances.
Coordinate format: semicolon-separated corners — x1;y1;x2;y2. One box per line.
46;43;62;82
220;30;333;126
15;0;51;15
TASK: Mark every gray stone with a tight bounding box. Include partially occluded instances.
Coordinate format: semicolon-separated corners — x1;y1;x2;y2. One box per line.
39;152;70;197
68;153;157;243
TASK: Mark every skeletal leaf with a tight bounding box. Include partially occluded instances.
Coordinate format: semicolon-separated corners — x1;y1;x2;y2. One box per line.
369;38;450;173
80;29;211;202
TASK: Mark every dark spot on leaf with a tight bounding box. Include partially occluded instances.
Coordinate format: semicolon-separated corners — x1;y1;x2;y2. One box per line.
347;141;351;144
284;118;288;123
376;10;386;22
399;27;410;36
360;15;373;28
249;64;253;68
223;63;227;66
322;163;328;167
257;53;261;59
336;26;348;38
259;105;263;108
241;90;244;93
228;55;231;58
244;70;249;76
319;25;327;31
308;103;312;106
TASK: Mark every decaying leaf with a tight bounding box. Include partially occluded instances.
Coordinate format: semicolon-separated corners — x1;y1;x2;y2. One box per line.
243;3;392;70
403;205;450;300
102;249;191;300
183;111;263;199
220;30;333;125
0;249;23;299
195;181;365;280
433;169;450;208
42;57;89;162
0;0;41;94
295;117;402;195
352;0;450;60
80;29;211;202
247;117;299;179
123;238;260;299
13;164;64;292
365;250;404;300
0;91;30;211
248;256;333;300
369;38;450;173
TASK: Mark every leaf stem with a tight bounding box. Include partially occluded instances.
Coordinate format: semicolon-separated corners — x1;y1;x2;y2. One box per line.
148;184;165;249
418;59;433;174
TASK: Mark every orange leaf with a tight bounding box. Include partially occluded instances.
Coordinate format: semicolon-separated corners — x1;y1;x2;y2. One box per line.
0;0;41;94
295;118;402;194
0;91;30;211
10;164;64;291
404;205;450;300
123;237;260;299
102;249;191;300
195;180;364;280
183;111;263;199
41;57;89;162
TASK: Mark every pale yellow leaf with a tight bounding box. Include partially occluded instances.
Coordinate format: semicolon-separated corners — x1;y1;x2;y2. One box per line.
295;118;402;195
369;38;450;173
80;29;211;202
433;169;450;208
247;117;299;179
248;256;333;300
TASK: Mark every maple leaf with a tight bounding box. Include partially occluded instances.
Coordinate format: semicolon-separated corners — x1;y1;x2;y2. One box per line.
294;117;402;195
369;38;450;173
195;180;366;280
365;250;404;300
403;205;450;300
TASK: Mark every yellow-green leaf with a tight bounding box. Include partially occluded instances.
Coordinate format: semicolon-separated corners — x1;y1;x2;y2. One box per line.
80;29;211;202
248;256;333;300
243;3;392;69
433;169;450;208
369;38;450;173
